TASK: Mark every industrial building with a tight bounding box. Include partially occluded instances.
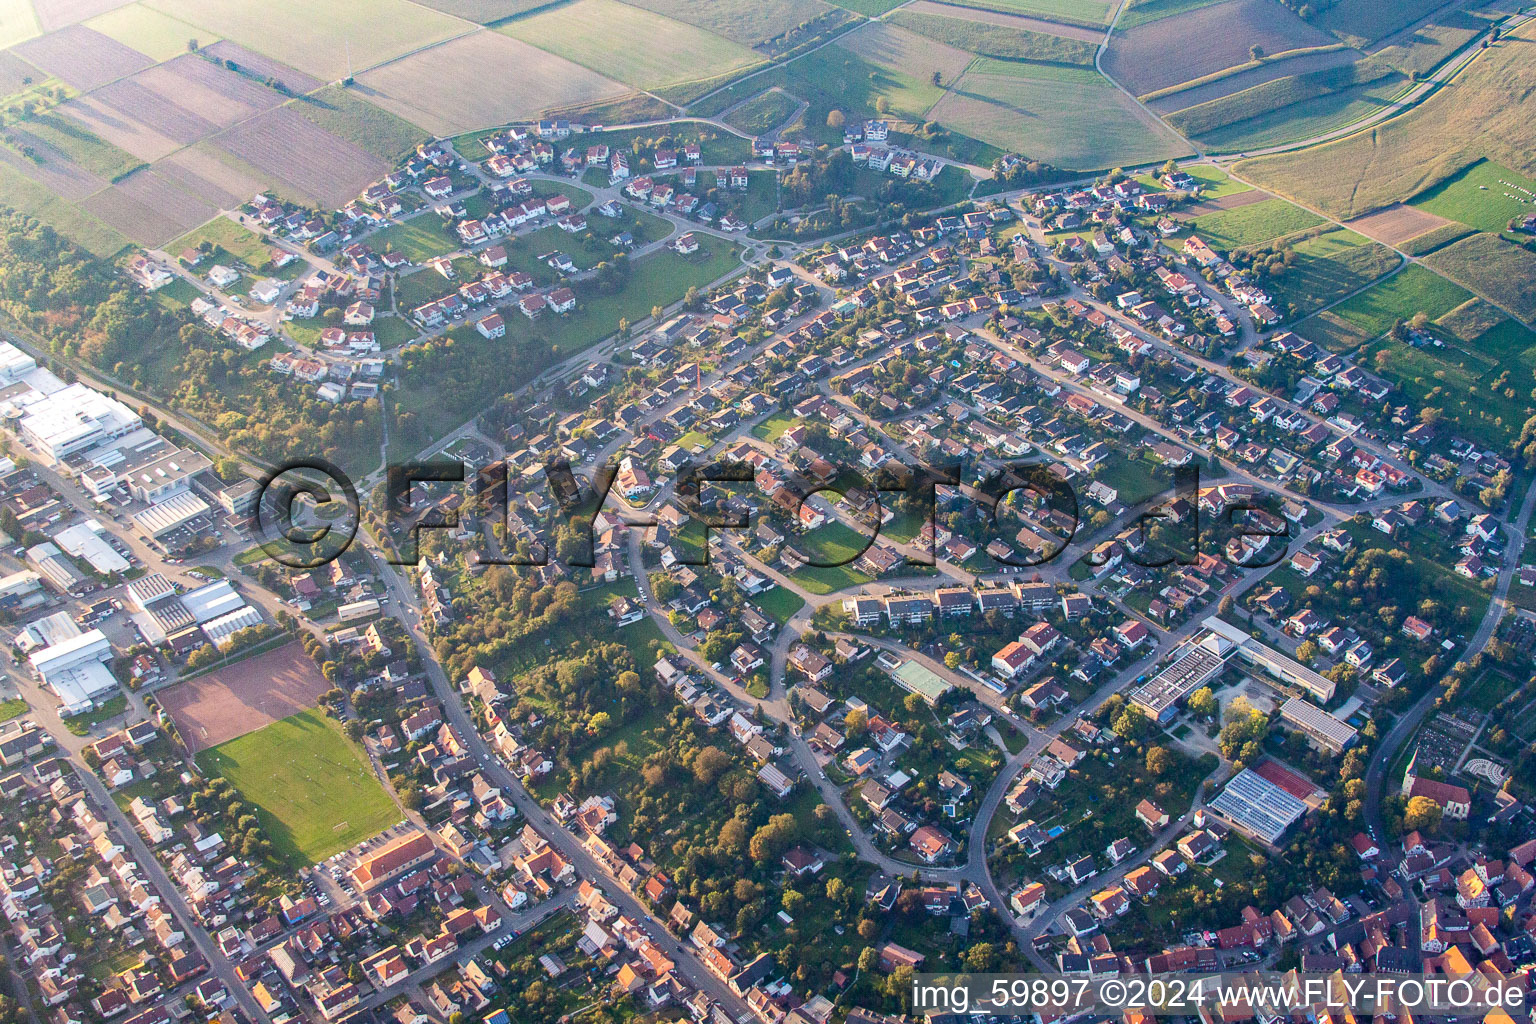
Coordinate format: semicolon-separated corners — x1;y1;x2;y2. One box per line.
29;628;116;715
1207;767;1309;845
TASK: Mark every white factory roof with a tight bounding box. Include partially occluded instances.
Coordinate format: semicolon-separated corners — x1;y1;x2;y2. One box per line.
202;605;264;645
53;521;130;575
131;491;210;537
0;341;36;382
180;579;244;624
29;628;115;714
16;383;139;451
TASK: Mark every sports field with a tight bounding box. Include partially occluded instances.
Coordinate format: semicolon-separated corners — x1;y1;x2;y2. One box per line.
929;61;1187;171
196;708;398;868
501;0;762;99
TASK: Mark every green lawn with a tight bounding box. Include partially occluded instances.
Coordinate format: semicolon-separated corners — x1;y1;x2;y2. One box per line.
170;218;273;268
1180;164;1253;198
367;218;458;263
0;698;26;722
1188;197;1323;250
1408;159;1536;234
754;585;805;625
195;709;398;869
752;412;796;443
66;695;128;735
1360;335;1530;450
724;89;801;135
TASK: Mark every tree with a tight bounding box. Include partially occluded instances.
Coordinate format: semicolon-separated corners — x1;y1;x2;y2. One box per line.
1113;704;1150;740
1403;795;1443;833
749;813;797;863
827;109;846;129
1249;44;1265;59
1146;745;1173;777
1295;640;1320;665
845;706;869;737
932;71;942;86
944;651;961;669
1186;687;1218;718
693;745;731;785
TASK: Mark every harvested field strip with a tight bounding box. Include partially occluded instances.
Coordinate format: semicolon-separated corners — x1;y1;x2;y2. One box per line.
902;0;1104;42
889;8;1098;64
13;23;152;91
1187;197;1322;249
617;0;842;48
1316;0;1449;48
1397;224;1474;257
1197;71;1409;152
500;0;762;94
933;0;1111;28
211;106;388;208
1341;203;1453;247
155;144;266;207
0;0;40;48
1103;0;1335;97
929;63;1186;170
1423;232;1536;325
80;165;216;245
1139;43;1351;104
1166;59;1397;137
0;51;42;96
34;0;132;32
143;0;472;82
1117;0;1227;30
355;31;628;137
199;40;322;95
85;3;216;60
292;84;426;163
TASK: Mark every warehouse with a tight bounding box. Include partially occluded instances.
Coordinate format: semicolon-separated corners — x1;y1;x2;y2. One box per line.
53;521;130;576
30;629;117;715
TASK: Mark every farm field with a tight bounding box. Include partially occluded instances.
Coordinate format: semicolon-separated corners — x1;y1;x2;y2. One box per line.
1102;0;1334;98
1315;0;1456;48
1458;317;1536;365
59;54;295;164
14;24;151;90
889;8;1099;64
357;29;629;136
836;21;973;118
620;0;843;47
142;0;469;81
1424;232;1536;324
1306;263;1470;342
34;0;138;32
1408;159;1536;234
84;3;215;59
210;105;391;208
1235;22;1536;220
195;708;398;869
1187;196;1322;249
1342;203;1456;247
80;165;215;244
1264;228;1400;320
1373;4;1495;76
0;160;125;254
500;0;761;101
290;85;425;163
929;61;1187;171
935;0;1112;28
1117;0;1230;30
900;1;1104;41
1162;59;1396;140
412;0;550;21
199;40;322;95
0;0;39;48
1195;70;1408;152
723;89;800;135
1144;47;1359;114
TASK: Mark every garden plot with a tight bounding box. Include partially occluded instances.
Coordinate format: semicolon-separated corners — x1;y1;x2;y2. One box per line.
212;106;389;208
80;165;216;244
13;23;152;90
356;29;630;136
1102;0;1333;97
61;53;292;162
